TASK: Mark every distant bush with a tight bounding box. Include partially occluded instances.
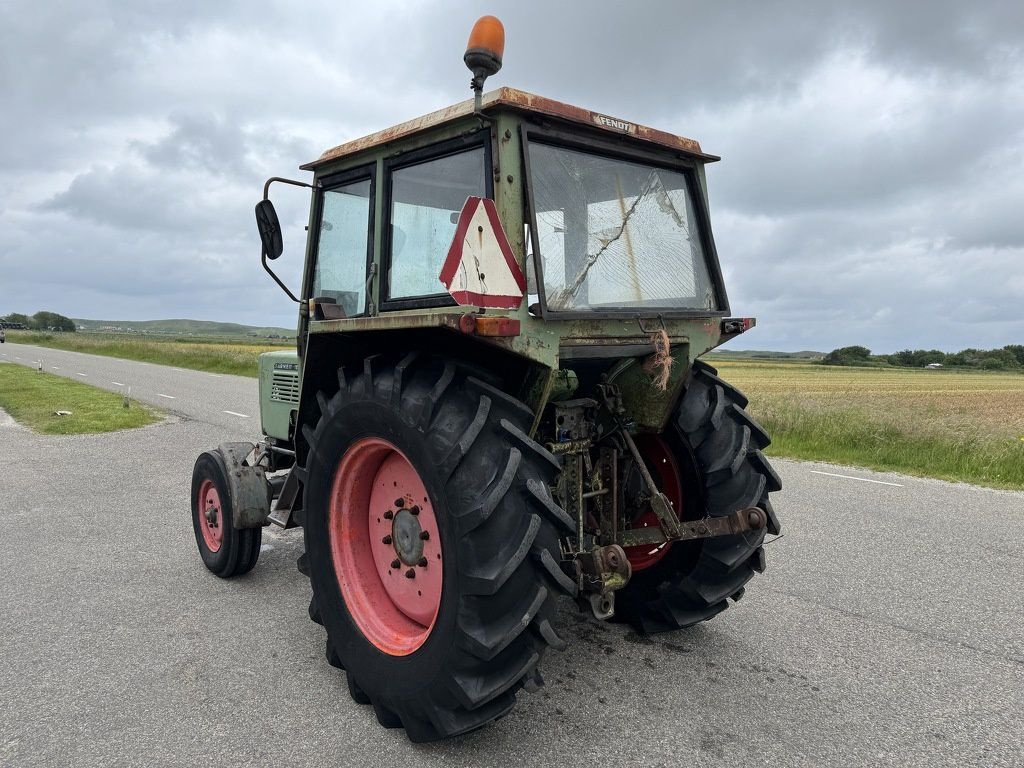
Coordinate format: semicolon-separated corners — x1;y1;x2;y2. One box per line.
822;345;872;366
2;310;76;332
823;344;1022;371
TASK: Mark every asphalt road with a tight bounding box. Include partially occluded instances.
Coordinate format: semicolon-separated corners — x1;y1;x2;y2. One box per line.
0;342;260;434
1;343;1021;767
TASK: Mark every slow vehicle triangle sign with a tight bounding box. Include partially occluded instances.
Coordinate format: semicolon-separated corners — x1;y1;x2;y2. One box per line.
439;196;526;309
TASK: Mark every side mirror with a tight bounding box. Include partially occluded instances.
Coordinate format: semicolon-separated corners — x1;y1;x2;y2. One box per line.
255;199;284;260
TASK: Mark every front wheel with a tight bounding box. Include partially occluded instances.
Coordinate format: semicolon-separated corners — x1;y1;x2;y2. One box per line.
190;450;262;578
301;354;575;742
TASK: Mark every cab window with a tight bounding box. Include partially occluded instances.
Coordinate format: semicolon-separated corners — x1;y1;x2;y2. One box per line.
312;174;374;317
384;139;489;306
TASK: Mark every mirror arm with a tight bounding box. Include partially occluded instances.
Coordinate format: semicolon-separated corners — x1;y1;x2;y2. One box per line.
262;249;300;303
263;176;313;200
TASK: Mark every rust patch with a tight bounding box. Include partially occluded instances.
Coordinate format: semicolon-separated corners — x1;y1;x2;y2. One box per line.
302;87;716;170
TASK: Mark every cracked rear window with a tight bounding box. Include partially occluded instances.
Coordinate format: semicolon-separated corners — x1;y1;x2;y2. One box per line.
528;141;717;312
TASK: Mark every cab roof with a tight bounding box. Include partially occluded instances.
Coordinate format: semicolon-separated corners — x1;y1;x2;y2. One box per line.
300;87;718;171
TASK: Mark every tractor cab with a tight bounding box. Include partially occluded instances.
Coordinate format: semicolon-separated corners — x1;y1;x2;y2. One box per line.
254;84;754;445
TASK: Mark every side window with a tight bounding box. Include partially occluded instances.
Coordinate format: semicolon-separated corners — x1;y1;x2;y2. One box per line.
387;146;487;302
312;177;373;317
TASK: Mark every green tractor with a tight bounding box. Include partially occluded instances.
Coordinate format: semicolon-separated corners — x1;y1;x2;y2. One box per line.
190;16;781;742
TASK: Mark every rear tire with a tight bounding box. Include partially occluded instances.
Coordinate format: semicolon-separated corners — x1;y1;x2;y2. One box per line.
190;450;262;578
301;354;574;742
616;359;782;633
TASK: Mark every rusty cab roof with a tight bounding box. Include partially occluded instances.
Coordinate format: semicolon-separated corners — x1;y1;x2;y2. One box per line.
300;87;719;171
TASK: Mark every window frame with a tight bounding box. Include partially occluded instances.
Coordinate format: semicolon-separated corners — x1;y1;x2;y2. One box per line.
380;131;493;312
520;122;731;320
305;163;377;318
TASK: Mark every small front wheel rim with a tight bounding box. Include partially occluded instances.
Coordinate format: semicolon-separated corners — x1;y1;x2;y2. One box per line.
329;437;443;656
197;479;224;553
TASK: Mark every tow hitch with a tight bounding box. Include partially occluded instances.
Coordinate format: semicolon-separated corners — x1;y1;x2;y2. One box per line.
574;506;768;619
617;506;768;548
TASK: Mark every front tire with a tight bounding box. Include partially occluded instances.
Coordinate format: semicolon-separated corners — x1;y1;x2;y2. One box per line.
302;354;575;742
190;450;262;578
616;359;782;633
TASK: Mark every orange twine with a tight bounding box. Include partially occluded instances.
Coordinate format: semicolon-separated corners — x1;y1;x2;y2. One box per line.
644;329;674;391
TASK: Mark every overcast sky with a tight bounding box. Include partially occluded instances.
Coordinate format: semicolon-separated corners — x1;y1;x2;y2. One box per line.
1;1;1021;352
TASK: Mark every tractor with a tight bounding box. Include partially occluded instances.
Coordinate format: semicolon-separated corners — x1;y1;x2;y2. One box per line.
190;16;781;742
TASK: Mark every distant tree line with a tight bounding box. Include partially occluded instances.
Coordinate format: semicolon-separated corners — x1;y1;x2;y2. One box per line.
0;311;76;332
823;345;1024;371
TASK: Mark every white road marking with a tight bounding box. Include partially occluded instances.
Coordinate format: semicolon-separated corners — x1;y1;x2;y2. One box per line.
76;372;87;377
14;356;21;359
157;393;176;399
810;470;903;487
51;366;59;370
223;410;250;418
208;374;221;378
112;381;124;387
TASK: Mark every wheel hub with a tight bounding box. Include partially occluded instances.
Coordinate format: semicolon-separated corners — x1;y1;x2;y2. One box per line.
391;508;425;565
329;438;443;656
196;479;224;553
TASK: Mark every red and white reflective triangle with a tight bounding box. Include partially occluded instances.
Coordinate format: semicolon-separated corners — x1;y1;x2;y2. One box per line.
439;196;526;310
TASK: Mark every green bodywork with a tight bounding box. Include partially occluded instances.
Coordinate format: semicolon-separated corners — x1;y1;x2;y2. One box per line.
255;92;748;446
258;350;300;441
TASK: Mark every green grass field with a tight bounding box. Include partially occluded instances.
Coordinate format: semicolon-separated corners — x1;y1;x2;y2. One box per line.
7;331;289;377
0;363;160;434
714;360;1024;489
6;329;1022;487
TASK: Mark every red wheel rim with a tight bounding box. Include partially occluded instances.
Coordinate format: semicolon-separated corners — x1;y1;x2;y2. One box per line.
329;438;442;656
197;479;224;553
623;434;684;571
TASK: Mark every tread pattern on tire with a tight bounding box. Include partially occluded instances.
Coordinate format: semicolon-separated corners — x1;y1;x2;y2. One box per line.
616;358;781;634
300;355;573;742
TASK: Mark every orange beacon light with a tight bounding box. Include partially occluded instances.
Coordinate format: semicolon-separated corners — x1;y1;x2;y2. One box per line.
464;16;505;110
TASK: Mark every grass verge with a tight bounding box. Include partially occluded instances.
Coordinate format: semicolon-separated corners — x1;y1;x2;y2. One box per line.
0;363;160;434
715;360;1024;490
7;331;290;377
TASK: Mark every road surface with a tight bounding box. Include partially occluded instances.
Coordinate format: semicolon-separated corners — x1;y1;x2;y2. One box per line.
0;342;1021;767
0;341;259;434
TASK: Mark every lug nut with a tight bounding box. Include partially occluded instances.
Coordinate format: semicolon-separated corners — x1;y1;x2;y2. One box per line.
394;498;405;508
391;559;401;569
405;568;416;579
419;531;430;541
384;510;394;520
382;535;393;545
418;557;428;567
409;505;420;516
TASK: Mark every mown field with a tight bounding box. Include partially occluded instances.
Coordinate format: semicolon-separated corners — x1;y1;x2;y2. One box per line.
7;331;289;377
714;360;1024;489
0;363;160;434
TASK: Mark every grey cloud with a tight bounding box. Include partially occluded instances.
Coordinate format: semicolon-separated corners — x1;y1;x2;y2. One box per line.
0;0;1021;351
